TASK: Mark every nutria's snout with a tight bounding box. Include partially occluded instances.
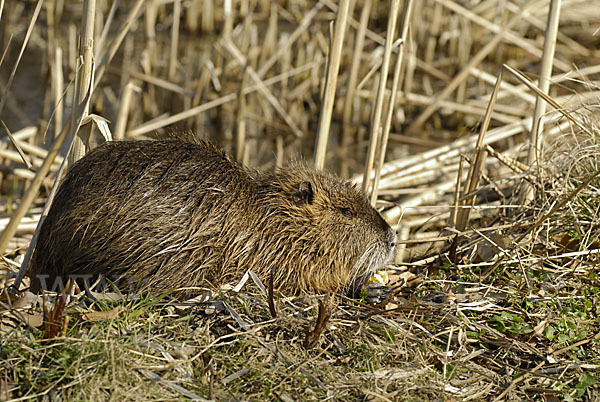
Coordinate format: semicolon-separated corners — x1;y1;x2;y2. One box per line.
386;226;397;256
29;139;399;296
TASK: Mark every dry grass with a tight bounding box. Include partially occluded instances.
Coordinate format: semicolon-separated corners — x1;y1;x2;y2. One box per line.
1;0;600;400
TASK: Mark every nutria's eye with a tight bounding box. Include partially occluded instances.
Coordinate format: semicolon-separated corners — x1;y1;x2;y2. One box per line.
340;208;354;218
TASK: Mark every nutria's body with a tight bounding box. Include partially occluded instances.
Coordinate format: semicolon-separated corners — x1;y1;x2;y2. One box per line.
29;140;396;295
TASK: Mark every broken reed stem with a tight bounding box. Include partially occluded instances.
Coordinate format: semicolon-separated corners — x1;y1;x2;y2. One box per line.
370;0;415;205
68;0;96;164
455;65;502;231
522;0;562;203
313;0;351;169
361;0;401;198
0;121;31;169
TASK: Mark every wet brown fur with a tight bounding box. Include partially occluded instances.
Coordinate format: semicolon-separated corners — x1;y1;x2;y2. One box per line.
29;140;396;295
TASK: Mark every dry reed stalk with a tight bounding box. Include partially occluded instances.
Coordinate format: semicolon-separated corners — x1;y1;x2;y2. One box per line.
362;0;402;196
168;0;181;82
68;24;76;73
52;46;64;139
379;162;461;191
485;144;528;174
278;33;291;94
503;64;592;136
354;38;402;96
400;92;519;123
470;67;536;104
489;64;600;106
4;141;63;167
403;32;416;96
0;149;59;172
7;169;57;188
222;0;232;39
455;18;471;104
235;68;248;162
257;3;278;70
0;214;41;235
370;0;415;205
201;0;214;33
522;0;562;203
424;1;442;64
322;0;384;45
144;0;157;65
186;0;200;33
0;0;42;117
191;66;211;107
449;155;464;229
0;121;31;169
0;127;36;149
46;2;56;89
129;71;192;97
341;0;371;176
406;1;536;134
68;0;95;164
454;66;501;232
313;0;350;169
114;81;140;140
95;0;118;61
0;34;12;69
119;35;135;88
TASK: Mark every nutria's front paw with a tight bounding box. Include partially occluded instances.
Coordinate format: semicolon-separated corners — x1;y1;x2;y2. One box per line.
362;281;392;304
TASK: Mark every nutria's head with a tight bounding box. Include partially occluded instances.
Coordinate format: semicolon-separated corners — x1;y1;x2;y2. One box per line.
257;165;396;293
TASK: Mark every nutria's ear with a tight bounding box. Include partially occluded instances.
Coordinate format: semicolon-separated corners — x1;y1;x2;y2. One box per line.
293;181;314;204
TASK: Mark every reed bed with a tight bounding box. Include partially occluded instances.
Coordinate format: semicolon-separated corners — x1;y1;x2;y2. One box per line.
1;0;600;400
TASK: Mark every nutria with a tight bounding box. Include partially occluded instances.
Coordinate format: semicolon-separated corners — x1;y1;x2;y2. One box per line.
29;140;396;295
